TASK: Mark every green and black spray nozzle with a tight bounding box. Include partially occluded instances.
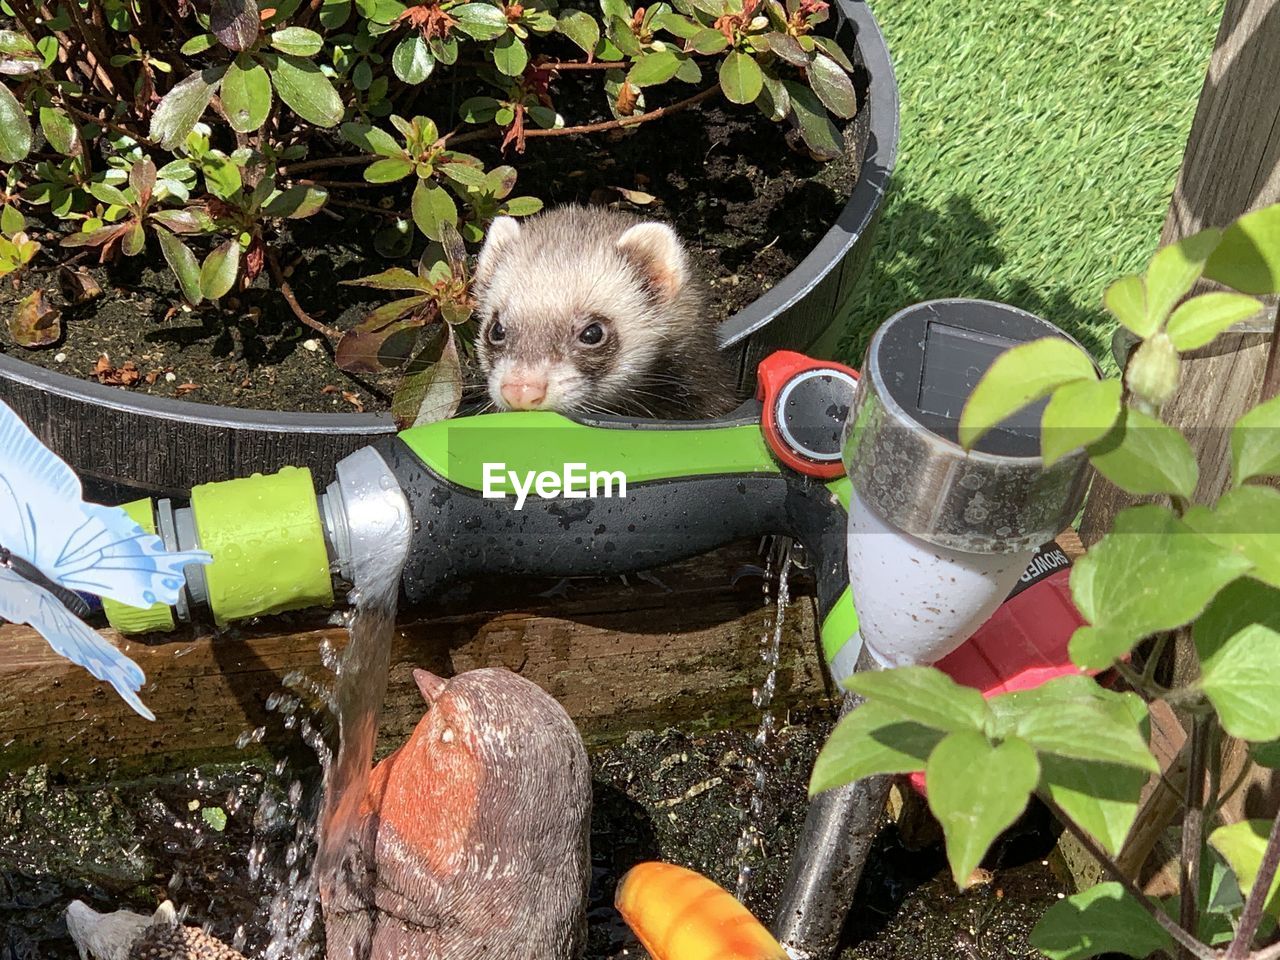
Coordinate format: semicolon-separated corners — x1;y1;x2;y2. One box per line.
104;350;864;677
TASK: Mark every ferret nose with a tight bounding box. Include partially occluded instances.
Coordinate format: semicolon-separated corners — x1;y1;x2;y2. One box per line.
501;377;547;410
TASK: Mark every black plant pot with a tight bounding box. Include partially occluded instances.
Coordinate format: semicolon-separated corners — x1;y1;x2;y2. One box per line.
0;0;898;500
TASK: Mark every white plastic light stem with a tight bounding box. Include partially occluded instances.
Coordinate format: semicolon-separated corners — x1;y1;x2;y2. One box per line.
846;490;1035;669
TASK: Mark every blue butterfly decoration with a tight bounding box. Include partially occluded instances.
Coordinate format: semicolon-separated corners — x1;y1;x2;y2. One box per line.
0;398;211;720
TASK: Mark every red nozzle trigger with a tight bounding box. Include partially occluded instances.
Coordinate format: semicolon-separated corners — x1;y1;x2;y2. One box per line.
756;351;860;480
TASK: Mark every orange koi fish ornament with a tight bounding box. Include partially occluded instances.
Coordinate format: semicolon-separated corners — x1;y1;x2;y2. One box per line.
615;861;789;960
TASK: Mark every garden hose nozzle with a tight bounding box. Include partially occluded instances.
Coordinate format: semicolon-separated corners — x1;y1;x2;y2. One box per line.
100;351;865;672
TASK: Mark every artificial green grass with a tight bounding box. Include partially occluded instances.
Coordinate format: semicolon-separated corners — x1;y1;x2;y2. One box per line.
834;0;1224;371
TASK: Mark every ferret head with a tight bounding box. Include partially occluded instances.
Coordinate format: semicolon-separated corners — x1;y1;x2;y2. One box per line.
472;207;701;416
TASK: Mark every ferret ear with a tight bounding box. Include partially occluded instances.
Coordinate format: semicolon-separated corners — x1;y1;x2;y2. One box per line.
475;216;523;284
616;222;688;303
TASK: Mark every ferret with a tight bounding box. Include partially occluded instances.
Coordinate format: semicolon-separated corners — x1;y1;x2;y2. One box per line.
472;205;739;420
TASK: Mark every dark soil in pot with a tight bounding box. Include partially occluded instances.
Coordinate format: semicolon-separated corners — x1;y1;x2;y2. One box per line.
0;66;866;415
0;713;1065;959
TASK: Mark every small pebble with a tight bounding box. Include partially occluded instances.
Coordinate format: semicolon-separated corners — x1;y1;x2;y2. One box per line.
165;372;176;382
54;352;66;362
302;339;319;352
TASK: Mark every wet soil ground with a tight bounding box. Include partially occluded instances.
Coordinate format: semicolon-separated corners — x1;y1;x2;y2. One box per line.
0;63;864;415
0;713;1066;959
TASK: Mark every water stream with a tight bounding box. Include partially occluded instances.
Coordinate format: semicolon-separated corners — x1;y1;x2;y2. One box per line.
734;538;795;901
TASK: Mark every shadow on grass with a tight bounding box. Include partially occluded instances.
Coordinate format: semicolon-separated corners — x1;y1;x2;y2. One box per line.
834;189;1113;367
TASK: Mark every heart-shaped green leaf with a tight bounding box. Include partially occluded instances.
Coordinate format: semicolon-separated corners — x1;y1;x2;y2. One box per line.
927;732;1038;887
1030;882;1173;960
1210;820;1280;917
1103;274;1149;336
810;699;944;795
958;337;1097;450
845;666;992;734
1068;504;1252;669
1041;378;1122;467
1185;486;1280;590
1144;227;1222;326
1166;291;1264;351
1232;392;1280;485
1204;202;1280;295
1040;756;1147;857
1088;407;1198;499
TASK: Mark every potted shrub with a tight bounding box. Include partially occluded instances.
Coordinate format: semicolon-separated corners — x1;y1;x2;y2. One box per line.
0;0;896;497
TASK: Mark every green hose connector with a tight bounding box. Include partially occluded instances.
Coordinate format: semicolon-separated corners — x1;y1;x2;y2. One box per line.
190;466;333;625
101;499;176;634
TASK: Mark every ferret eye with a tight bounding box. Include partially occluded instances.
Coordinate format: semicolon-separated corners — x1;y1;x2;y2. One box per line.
487;320;506;345
578;321;606;346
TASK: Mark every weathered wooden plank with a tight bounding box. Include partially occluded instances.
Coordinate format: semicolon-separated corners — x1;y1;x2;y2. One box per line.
0;543;832;774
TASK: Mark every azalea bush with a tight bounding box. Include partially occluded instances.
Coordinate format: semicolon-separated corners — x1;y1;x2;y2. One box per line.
0;0;859;422
813;202;1280;959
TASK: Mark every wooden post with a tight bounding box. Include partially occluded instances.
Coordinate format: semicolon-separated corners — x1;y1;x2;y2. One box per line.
1073;0;1280;885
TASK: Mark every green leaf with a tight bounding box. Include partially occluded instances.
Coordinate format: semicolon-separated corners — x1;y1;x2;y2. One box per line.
1089;407;1199;498
0;82;31;163
180;33;218;54
1210;821;1280;917
690;27;728;54
845;666;991;734
1144;227;1222;326
221;55;272;133
392;34;435;83
1041;756;1147;857
199;238;241;299
557;9;601;53
341;121;402;157
809;700;944;795
629;50;682;87
719;51;763;104
755;71;790;121
1166;291;1263;351
320;0;352;27
988;676;1156;771
1068;504;1252;669
811;34;853;71
1199;619;1280;742
38;106;79;156
1184;485;1280;590
766;31;809;65
500;195;543;216
492;32;528;76
262;183;328;219
1232;392;1280;485
120;220;145;256
1030;882;1173;960
268;53;343;127
439;162;487;190
1103;274;1150;337
458;97;501;124
1252;740;1280;769
150;67;224;149
807;52;856;119
363;156;414;182
958;337;1097;450
1204;202;1280;295
201;153;242;200
411;180;457;241
1041;378;1122;467
156;228;203;305
341;265;433;291
927;732;1038;887
335;306;429;373
673;55;701;84
270;26;324;55
525;104;559;128
451;2;509;39
654;11;700;37
88;182;131;207
201;806;228;831
0;203;23;237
